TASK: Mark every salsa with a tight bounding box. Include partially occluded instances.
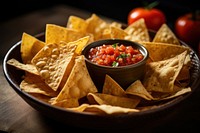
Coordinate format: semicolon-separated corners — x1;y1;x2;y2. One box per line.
88;43;144;67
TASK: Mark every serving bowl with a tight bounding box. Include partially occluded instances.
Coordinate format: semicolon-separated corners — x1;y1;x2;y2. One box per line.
3;32;200;130
82;39;149;91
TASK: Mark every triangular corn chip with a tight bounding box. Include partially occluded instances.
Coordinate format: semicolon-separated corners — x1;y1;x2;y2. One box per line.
143;51;187;92
21;32;45;64
140;42;190;61
87;92;140;109
7;58;39;75
45;24;85;45
102;75;126;97
53;55;98;103
124;18;150;42
68;104;139;114
51;98;79;108
110;26;128;39
153;24;180;45
31;42;77;91
67;36;90;55
20;73;58;97
66;15;88;33
86;14;109;40
126;80;154;100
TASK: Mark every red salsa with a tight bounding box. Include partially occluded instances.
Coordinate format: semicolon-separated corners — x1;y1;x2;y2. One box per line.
88;43;144;67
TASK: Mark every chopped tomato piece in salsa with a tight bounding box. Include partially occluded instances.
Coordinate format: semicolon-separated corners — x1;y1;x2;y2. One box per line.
88;43;144;67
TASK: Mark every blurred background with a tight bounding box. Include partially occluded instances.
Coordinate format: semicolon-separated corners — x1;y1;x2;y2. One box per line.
1;0;198;24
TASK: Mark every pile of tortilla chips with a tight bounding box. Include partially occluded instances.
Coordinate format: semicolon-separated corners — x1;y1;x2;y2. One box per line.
7;14;192;115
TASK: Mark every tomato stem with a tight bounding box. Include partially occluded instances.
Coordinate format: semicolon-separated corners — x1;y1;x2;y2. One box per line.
144;1;159;10
192;10;200;21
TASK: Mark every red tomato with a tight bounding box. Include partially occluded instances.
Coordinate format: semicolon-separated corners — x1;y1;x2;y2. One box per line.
128;7;166;31
175;12;200;49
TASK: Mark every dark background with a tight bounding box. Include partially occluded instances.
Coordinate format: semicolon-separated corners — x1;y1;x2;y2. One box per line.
1;0;199;25
0;0;199;54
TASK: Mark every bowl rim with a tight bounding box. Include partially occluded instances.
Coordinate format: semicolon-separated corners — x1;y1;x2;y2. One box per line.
82;38;149;69
2;32;200;129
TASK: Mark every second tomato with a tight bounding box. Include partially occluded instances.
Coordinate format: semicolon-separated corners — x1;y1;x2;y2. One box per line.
128;7;166;31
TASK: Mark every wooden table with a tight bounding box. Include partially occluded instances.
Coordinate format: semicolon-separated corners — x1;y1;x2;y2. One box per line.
1;4;200;133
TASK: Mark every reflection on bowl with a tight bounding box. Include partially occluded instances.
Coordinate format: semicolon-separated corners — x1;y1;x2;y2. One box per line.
82;39;149;91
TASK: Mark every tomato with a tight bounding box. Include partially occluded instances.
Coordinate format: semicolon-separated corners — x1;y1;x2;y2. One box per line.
175;12;200;49
127;2;166;31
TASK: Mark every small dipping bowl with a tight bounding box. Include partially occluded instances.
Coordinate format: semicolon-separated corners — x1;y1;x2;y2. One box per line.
82;39;149;92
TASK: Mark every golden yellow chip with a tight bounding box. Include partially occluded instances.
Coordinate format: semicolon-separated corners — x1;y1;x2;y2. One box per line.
52;55;98;104
126;80;154;100
102;75;126;97
67;36;90;55
51;98;79;108
66;15;88;33
163;87;191;100
21;32;45;64
110;26;128;39
124;18;150;42
140;42;190;61
45;24;85;45
31;42;77;91
151;86;191;100
110;21;122;28
87;92;140;109
7;58;39;75
86;14;109;40
153;24;180;45
143;51;187;92
68;103;139;114
20;73;59;97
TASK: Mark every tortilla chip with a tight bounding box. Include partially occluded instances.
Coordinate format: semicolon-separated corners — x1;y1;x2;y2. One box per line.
124;18;150;42
45;24;84;45
21;32;45;64
110;26;128;39
68;103;139;114
86;14;109;40
162;87;191;100
66;15;88;33
102;28;111;39
143;51;187;92
20;73;58;97
85;104;139;114
110;21;122;28
67;36;90;55
7;58;39;75
87;93;105;105
51;98;79;108
153;24;180;45
140;42;190;61
52;55;98;103
87;92;140;109
30;93;52;103
151;86;191;100
102;74;126;97
126;80;154;100
31;42;77;91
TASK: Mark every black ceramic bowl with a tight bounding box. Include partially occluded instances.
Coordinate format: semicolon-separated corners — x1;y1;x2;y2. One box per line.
3;32;200;130
82;39;149;91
